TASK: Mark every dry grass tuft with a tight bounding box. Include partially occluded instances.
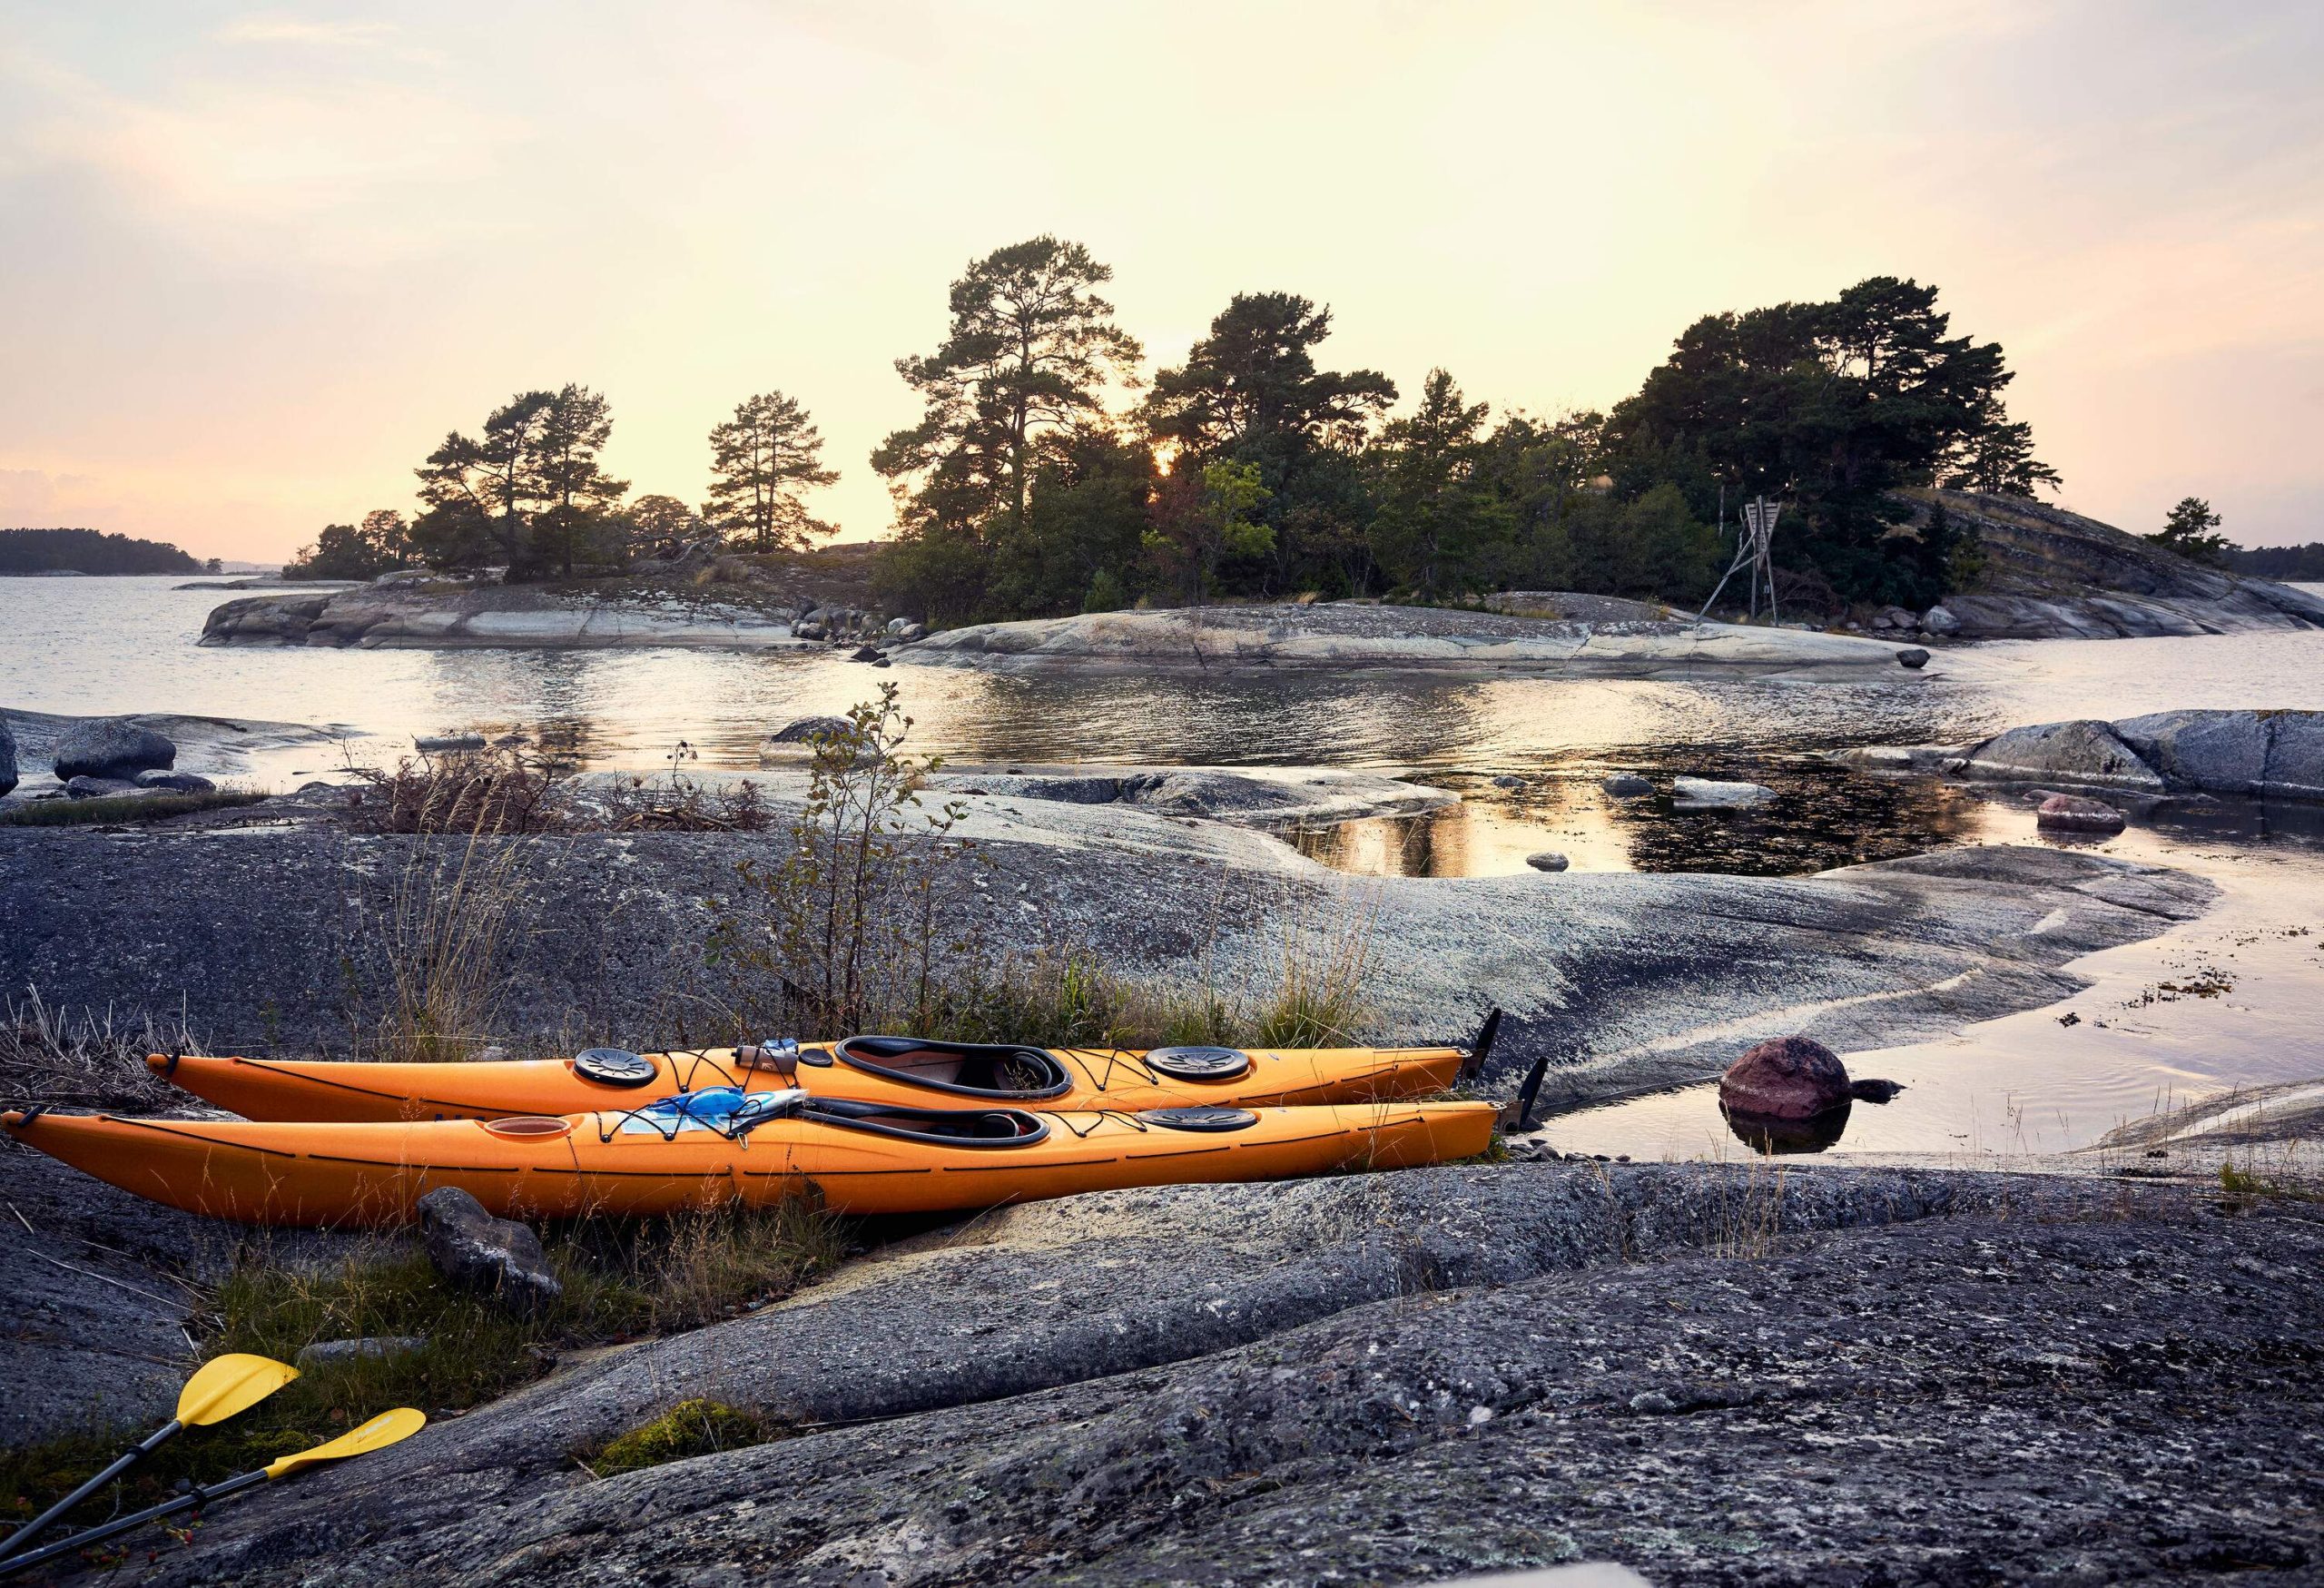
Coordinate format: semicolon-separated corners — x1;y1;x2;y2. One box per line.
1253;890;1382;1048
0;989;185;1110
346;742;568;836
366;824;531;1063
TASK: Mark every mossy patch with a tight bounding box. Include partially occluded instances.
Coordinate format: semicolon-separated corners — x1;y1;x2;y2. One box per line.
583;1399;770;1477
0;791;266;827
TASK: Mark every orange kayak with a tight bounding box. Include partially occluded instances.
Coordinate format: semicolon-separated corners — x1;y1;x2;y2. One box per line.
146;1036;1475;1124
1;1093;1499;1227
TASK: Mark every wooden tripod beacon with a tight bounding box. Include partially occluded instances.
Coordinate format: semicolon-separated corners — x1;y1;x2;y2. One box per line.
1698;495;1782;623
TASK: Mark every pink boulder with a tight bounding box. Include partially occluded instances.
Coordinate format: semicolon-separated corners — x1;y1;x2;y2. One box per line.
2036;793;2127;834
1719;1036;1852;1120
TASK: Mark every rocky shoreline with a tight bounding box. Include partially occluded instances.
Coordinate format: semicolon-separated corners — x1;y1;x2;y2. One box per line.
200;583;824;650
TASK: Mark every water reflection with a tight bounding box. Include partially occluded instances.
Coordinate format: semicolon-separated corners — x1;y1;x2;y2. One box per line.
1295;756;1987;877
1723;1103;1852;1155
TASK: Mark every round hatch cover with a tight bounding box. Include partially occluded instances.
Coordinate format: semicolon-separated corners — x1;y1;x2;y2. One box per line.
1140;1105;1260;1133
1144;1046;1252;1082
574;1048;659;1087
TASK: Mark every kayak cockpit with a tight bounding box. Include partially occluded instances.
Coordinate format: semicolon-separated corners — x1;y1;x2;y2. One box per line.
832;1037;1075;1100
803;1096;1051;1148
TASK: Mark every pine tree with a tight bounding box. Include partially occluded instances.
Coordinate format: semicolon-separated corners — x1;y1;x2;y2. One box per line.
2146;497;2232;567
872;237;1141;541
704;390;839;551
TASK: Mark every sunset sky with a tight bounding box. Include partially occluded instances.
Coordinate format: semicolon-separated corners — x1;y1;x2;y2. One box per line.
3;0;2319;562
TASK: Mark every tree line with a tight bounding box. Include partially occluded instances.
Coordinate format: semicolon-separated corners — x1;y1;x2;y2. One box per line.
291;238;2083;617
868;243;2065;622
287;387;836;580
0;527;209;576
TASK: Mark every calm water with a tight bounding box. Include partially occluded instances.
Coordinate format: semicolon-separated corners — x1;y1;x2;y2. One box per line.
7;575;2323;1155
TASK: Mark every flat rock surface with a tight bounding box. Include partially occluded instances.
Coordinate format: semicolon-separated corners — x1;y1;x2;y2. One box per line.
0;824;2211;1110
107;1166;2324;1587
0;1145;357;1446
900;603;1920;678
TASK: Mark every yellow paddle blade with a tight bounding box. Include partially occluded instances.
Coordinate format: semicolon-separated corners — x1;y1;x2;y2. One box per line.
177;1354;300;1427
263;1407;427;1480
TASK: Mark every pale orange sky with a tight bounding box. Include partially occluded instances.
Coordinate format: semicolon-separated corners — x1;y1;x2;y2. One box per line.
3;0;2319;562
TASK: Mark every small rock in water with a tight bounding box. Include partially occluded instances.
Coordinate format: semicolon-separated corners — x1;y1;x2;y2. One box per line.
1672;775;1776;808
415;734;487;754
1601;772;1652;798
53;718;175;781
135;770;216;793
295;1335;427;1367
1525;851;1570;872
1502;1131;1566;1163
418;1187;562;1316
1492;774;1525;789
2036;793;2127;834
1921;605;1962;636
849;645;882;663
1895;647;1930;670
768;715;851;745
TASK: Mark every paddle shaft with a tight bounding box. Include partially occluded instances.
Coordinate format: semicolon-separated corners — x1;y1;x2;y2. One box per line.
0;1418;182;1563
0;1470;264;1580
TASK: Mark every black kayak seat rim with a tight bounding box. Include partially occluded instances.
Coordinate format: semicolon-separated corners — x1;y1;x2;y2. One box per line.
801;1096;1050;1149
832;1036;1076;1100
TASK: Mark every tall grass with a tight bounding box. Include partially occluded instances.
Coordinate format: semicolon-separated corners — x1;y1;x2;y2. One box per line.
1252;890;1381;1048
856;887;1385;1051
365;820;530;1064
0;790;266;828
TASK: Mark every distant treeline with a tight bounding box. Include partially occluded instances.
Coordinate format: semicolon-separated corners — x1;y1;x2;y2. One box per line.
2226;542;2324;582
0;527;207;575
